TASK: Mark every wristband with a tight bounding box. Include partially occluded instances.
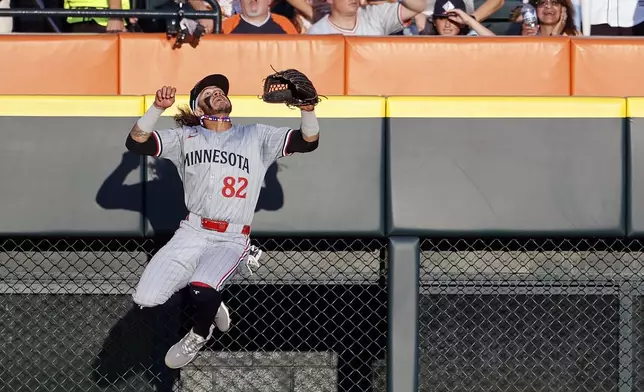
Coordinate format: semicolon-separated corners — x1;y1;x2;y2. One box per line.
136;104;164;133
300;109;320;138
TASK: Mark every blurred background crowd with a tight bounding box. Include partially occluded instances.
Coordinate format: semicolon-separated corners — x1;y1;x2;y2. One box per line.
0;0;641;37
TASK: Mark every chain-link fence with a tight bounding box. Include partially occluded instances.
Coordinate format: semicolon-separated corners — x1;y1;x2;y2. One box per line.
419;238;644;392
10;235;638;392
0;236;388;392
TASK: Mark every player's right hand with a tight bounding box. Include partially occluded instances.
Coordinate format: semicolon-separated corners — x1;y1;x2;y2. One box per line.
154;86;177;110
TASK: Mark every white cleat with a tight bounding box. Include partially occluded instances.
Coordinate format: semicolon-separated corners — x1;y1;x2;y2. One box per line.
214;302;231;332
246;245;262;275
165;325;214;369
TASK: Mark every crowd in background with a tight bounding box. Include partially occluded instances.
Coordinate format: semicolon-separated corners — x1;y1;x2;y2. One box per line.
0;0;642;36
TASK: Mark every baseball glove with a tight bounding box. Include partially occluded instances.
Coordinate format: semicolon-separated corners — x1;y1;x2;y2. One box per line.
262;68;321;108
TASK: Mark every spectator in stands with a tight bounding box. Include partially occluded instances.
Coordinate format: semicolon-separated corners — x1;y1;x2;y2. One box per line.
418;0;495;35
508;0;579;36
416;0;503;32
588;0;644;35
306;0;424;35
191;0;309;33
0;0;11;33
64;0;131;32
222;0;299;32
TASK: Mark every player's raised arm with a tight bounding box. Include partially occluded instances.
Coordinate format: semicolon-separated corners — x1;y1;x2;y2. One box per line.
260;68;320;159
284;105;319;153
125;86;176;156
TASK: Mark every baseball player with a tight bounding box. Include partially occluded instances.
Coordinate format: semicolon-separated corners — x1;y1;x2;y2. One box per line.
125;71;320;369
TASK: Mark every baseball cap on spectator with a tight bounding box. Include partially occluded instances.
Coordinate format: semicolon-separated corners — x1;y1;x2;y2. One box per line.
432;0;467;17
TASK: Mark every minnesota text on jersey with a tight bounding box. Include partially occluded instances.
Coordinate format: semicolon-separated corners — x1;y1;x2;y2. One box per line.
124;73;320;369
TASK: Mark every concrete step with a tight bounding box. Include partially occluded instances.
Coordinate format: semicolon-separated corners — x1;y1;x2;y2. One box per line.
179;351;338;392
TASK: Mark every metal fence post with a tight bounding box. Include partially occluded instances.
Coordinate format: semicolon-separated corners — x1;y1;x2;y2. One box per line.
387;236;420;392
619;281;635;392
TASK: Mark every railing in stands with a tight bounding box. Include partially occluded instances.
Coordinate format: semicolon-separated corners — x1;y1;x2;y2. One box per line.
0;1;223;37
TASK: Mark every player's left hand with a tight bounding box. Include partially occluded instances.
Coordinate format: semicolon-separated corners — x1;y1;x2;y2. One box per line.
262;68;321;108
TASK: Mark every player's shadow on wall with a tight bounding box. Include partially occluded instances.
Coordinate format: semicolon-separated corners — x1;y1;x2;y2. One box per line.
91;151;284;391
95;151;286;235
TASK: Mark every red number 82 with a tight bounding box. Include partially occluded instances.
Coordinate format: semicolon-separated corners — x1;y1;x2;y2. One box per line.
221;176;248;199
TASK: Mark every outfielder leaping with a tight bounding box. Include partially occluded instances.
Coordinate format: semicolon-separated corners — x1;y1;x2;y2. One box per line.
125;70;320;369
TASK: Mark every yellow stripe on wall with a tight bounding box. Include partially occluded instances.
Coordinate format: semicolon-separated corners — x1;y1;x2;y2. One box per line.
143;95;386;118
0;96;630;118
387;97;627;118
0;96;144;117
627;98;644;117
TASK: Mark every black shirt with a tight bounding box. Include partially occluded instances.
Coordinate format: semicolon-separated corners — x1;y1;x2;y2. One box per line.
223;14;298;34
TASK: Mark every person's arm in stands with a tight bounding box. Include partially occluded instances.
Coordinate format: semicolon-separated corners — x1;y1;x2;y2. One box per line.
106;0;126;32
399;0;427;21
286;0;314;20
271;14;300;34
414;13;427;31
447;8;496;35
189;0;211;10
471;0;504;22
189;0;216;32
370;0;424;34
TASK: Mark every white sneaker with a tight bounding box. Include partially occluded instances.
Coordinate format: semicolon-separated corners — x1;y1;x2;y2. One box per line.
164;325;214;369
214;302;231;332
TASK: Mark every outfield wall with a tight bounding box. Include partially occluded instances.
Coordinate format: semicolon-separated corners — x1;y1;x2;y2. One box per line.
2;95;644;392
0;95;636;237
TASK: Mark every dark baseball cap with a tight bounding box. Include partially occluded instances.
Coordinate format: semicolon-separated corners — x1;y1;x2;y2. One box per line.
433;0;467;17
190;74;230;111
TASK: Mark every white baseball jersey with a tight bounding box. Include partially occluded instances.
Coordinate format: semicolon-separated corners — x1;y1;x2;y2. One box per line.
589;0;644;28
132;122;294;307
306;3;406;35
151;123;293;226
